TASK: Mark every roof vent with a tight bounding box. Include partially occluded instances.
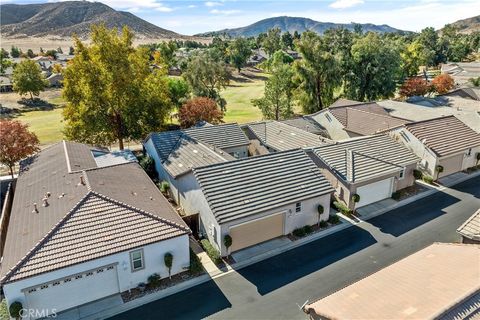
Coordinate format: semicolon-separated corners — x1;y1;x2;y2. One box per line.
79;175;85;186
32;203;38;213
58;193;65;199
193;149;198;153
42;197;49;207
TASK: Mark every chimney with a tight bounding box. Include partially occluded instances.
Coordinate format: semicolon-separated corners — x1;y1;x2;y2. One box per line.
32;203;38;213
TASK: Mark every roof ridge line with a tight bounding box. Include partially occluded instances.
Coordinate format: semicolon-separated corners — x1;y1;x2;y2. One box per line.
0;191;93;284
78;160;136;174
406;114;457;126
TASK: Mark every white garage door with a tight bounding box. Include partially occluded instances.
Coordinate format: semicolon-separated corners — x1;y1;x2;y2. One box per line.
24;264;120;317
356;178;393;208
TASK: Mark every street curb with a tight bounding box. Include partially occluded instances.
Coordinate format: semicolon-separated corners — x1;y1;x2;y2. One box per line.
84;171;480;319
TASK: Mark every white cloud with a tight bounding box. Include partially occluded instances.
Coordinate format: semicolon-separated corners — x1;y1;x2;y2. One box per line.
205;1;223;7
329;0;364;9
188;4;197;8
210;9;241;15
76;0;173;12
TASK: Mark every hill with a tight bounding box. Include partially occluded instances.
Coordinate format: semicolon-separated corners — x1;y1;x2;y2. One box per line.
0;1;182;40
447;15;480;34
196;16;405;37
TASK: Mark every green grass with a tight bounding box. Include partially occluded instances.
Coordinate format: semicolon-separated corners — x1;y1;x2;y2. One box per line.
17;108;65;145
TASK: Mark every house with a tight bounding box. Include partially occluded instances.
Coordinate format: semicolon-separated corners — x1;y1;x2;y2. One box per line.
280;116;330;137
144;130;235;214
441;62;480;85
457;209;480;244
308;135;418;209
191;149;333;256
390;115;480;178
247;49;268;66
309;99;409;140
303;243;480;320
0;141;190;319
47;73;63;87
243;120;329;153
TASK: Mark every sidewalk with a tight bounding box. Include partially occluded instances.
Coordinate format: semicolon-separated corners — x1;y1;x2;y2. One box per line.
83;170;480;320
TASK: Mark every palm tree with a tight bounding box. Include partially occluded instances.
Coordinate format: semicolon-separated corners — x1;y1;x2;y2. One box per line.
435;165;444;181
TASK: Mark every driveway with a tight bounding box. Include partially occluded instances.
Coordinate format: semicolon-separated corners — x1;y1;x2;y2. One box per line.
108;176;480;320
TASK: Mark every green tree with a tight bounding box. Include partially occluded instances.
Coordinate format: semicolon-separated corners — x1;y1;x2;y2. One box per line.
63;25;172;150
224;235;232;257
12;60;47;100
323;28;354;83
168;77;190;109
10;46;20;58
69;46;75;55
294;31;340;113
262;28;282;56
164;252;173;279
252;60;294;120
401;40;427;77
345;33;401;101
57;47;63;54
0;49;11;75
417;27;442;66
157;40;178;68
281;31;294;50
183;50;230;111
26;49;35;58
228;37;252;72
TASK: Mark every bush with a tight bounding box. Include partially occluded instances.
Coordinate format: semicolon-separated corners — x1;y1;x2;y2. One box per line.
319;220;328;228
422;175;434;184
0;300;9;320
303;225;313;234
328;215;340;224
147;273;161;288
399;77;432;97
391;191;401;200
200;239;222;264
292;228;306;237
140;156;157;179
189;248;204;275
333;201;352;215
413;169;423;180
9;301;22;319
158;181;170;194
317;204;324;215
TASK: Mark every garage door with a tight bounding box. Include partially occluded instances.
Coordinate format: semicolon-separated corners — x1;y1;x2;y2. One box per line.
356;178;393;208
24;264;120;317
439;154;463;178
230;213;284;252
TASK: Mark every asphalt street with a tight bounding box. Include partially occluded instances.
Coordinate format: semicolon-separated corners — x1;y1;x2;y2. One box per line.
109;176;480;320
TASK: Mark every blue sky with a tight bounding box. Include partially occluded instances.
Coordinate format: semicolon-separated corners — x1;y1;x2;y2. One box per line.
7;0;479;35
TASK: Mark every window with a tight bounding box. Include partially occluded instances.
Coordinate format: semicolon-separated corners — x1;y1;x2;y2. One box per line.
295;202;302;213
130;249;145;271
399;168;405;179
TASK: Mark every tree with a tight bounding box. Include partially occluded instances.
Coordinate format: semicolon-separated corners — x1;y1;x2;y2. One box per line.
400;40;427;77
351;194;360;213
0;120;40;178
228;37;252;72
56;47;63;54
469;77;480;87
431;74;454;94
317;204;324;226
157;40;178;68
12;59;47;100
69;46;75;55
10;46;20;58
435;165;444;181
63;25;172;149
44;49;57;59
281;31;294;50
252;60;294;120
26;49;36;58
294;31;340;113
9;301;22;320
224;235;232;257
417;27;442;67
399;77;431;97
183;50;230;111
168;77;190;109
0;49;11;75
164;252;173;279
345;33;401;101
262;28;282;56
178;97;224;128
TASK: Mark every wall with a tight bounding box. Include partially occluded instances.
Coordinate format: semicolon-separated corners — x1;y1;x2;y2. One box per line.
3;235;189;317
222;145;249;159
310;111;350;141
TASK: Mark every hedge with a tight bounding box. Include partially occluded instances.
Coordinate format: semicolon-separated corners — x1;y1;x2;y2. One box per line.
422;175;434;184
328;215;340;224
413;169;423;180
200;239;222;264
333;201;352;215
189;249;204;275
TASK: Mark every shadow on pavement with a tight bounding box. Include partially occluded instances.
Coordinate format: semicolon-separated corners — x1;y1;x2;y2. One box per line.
107;279;231;320
369;189;460;237
235;225;377;296
451;176;480;198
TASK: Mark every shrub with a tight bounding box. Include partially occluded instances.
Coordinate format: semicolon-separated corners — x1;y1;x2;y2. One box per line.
399;77;431;97
224;234;232;255
200;239;222;264
147;273;161;288
0;300;9;320
319;220;328;228
422;175;434;184
303;225;313;234
413;169;423;180
432;74;454;94
317;204;324;215
391;191;401;200
189;248;204;275
9;301;22;319
140;156;157;179
164;252;173;279
333;201;352;215
292;227;306;237
351;194;360;203
158;181;170;194
328;215;340;224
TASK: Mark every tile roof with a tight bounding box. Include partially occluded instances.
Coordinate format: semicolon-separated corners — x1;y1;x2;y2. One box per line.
328;98;365;108
329;102;389;126
404;115;480;157
457;209;480;241
245;121;329;151
343;108;409;135
183;123;250;150
147;132;234;178
0;142;188;284
304;243;480;320
312;135;418;183
279;117;329;137
92;150;138;168
193;149;333;224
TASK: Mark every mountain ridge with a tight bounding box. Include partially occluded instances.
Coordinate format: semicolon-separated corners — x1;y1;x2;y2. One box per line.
195;16;406;37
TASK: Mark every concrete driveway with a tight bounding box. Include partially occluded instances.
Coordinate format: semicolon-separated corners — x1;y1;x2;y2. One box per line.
108;176;480;320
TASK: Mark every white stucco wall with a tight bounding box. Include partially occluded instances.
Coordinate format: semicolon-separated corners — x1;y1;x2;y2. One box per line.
310;111;350;141
222;145;249;159
3;235;189;318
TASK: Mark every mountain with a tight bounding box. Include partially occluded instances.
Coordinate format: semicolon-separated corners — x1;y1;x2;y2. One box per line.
196;16;405;37
447;15;480;34
0;1;182;39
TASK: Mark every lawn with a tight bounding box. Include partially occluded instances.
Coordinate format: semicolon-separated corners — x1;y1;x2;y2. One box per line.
17;108;65;145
